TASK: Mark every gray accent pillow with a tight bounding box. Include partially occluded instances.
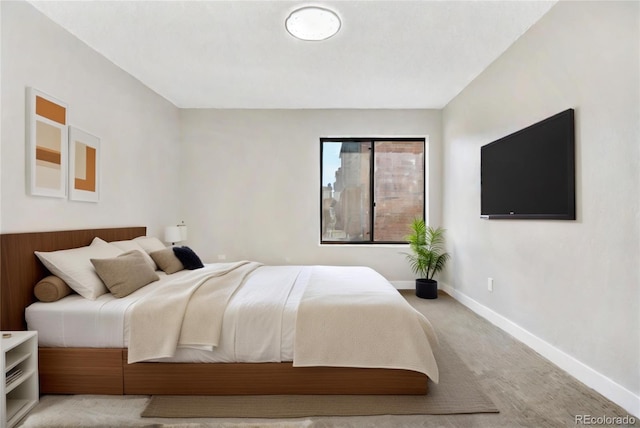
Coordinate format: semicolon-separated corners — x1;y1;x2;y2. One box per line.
91;250;160;298
150;248;184;274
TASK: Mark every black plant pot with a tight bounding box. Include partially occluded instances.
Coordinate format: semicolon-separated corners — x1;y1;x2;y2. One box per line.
416;278;438;299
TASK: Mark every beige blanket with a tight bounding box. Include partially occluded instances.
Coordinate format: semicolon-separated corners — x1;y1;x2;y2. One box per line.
128;261;261;363
294;266;439;383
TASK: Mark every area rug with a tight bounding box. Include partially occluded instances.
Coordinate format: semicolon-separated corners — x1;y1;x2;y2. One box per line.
141;339;499;418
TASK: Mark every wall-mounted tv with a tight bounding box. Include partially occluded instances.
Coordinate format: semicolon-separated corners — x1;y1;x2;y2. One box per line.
481;108;575;220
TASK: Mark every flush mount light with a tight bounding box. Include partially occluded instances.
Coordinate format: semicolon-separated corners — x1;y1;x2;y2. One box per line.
285;6;341;41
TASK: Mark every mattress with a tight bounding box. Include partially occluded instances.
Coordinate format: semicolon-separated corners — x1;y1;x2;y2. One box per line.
26;264;310;363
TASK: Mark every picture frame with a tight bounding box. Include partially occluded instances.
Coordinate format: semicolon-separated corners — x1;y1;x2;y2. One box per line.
68;126;100;202
26;87;68;198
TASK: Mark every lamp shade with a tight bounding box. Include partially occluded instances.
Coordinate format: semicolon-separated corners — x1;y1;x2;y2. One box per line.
164;226;182;244
178;224;188;241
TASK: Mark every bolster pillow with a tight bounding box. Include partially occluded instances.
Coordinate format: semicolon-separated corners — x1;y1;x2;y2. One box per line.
34;275;73;302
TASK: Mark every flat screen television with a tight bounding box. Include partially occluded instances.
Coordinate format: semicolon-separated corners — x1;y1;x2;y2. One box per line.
480;108;575;220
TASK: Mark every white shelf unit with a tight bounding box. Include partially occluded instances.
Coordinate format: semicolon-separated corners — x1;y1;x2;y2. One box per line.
1;331;38;428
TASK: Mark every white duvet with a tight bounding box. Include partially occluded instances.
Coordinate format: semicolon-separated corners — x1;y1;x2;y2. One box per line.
27;263;438;381
26;264;308;363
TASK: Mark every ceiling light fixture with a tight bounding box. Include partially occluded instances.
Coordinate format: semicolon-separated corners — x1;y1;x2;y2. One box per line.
285;6;341;41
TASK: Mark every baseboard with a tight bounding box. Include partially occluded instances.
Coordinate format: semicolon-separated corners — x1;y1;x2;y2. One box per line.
440;283;640;419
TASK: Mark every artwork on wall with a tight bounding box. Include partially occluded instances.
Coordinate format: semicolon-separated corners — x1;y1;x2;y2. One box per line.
68;127;100;202
26;87;68;198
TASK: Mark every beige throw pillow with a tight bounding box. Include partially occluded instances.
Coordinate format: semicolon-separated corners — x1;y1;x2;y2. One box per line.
150;248;184;274
34;275;74;302
91;250;160;298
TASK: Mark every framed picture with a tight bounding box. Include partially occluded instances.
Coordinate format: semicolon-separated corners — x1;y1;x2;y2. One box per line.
26;88;68;198
68;126;100;202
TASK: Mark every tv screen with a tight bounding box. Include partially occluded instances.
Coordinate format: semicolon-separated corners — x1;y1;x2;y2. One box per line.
481;109;575;220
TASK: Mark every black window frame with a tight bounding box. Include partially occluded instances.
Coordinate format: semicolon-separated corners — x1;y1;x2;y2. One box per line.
320;137;426;245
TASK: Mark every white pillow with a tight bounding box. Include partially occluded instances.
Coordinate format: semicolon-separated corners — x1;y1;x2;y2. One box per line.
133;236;166;253
111;239;157;271
133;236;167;269
35;237;123;300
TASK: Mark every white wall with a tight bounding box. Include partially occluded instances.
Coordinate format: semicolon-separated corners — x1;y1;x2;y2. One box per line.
5;0;637;415
442;0;639;415
180;109;442;282
0;1;181;237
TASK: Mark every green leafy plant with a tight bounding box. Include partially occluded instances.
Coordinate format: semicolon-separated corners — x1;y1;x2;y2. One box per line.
404;218;450;280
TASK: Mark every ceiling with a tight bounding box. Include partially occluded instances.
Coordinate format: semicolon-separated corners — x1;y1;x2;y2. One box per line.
28;1;557;109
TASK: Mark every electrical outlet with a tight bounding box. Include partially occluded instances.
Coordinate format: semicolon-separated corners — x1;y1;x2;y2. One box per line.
218;254;226;261
488;277;494;292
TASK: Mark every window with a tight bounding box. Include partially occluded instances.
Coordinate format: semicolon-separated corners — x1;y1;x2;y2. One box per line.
321;138;425;244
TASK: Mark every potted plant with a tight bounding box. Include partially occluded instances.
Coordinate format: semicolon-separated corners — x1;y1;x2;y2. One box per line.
404;218;450;299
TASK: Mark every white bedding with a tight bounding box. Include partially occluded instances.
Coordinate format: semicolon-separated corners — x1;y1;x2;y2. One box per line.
26;264;310;363
26;263;438;381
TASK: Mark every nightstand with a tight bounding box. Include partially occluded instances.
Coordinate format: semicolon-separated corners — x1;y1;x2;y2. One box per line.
1;331;39;428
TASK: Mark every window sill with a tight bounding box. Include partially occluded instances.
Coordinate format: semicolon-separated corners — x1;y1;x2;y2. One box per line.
319;243;409;248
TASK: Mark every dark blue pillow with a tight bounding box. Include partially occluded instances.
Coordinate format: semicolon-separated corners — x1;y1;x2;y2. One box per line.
172;246;204;270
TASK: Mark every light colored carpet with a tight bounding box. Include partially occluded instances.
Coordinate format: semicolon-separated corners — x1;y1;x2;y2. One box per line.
141;339;498;418
16;292;638;427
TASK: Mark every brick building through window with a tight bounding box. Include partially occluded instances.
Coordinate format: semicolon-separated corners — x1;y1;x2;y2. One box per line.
321;138;425;243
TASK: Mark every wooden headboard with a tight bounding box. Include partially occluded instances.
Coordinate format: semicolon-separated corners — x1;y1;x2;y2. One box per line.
0;227;146;331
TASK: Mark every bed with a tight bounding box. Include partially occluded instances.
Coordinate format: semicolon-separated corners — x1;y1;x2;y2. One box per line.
0;227;438;396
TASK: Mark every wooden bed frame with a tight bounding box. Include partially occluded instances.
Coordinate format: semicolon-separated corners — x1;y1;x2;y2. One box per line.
0;227;429;395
